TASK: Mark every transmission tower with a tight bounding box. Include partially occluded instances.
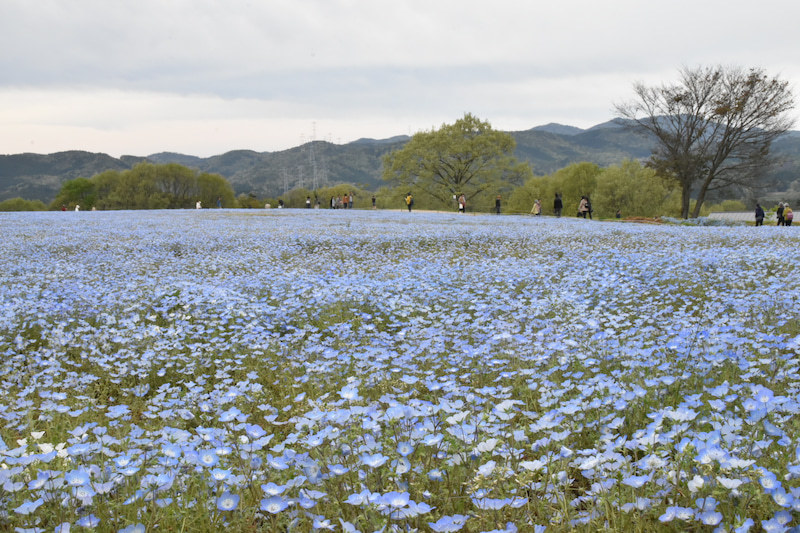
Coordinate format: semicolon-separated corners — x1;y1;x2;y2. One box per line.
309;122;319;191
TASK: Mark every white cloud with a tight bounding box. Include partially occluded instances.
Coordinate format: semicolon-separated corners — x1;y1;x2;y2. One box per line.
1;0;799;156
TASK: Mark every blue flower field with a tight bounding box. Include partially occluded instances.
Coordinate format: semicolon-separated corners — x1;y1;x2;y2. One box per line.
1;209;799;532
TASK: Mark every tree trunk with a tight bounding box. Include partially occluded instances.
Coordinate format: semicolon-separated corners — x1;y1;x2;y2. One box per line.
681;184;692;219
691;186;707;219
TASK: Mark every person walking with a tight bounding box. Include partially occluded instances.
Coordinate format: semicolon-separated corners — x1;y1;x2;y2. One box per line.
776;202;785;226
405;192;414;212
755;203;765;226
553;193;563;217
531;199;541;216
578;196;589;218
495;195;501;214
458;194;466;214
785;205;794;226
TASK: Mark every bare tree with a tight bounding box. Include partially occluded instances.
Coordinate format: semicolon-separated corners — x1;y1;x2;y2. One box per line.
616;66;795;218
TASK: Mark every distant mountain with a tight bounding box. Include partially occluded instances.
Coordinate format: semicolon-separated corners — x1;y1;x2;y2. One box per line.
530;123;584;136
0;151;130;203
1;122;799;203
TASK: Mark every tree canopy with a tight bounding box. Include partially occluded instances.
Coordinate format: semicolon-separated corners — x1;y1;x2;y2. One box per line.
616;65;796;218
50;163;236;210
381;113;533;210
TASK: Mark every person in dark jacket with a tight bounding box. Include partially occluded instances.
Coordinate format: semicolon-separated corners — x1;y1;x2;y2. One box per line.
755;203;765;226
776;202;785;226
553;193;563;217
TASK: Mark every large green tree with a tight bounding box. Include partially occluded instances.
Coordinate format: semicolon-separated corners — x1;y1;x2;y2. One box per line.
616;66;795;218
382;113;532;210
50;177;96;210
50;163;236;210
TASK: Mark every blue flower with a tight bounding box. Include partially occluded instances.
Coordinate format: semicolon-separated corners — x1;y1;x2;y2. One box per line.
429;514;470;532
260;495;289;514
14;498;44;515
216;491;240;511
198;449;220;468
621;474;650;488
360;452;389;468
75;514;100;528
65;469;91;487
396;441;415;457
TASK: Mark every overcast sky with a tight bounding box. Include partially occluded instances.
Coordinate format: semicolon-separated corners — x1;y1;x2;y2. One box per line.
2;0;799;157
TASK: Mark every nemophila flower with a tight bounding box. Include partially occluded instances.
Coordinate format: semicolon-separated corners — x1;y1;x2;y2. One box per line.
75;514;100;528
54;523;71;533
65;469;91;487
106;404;130;419
472;496;527;510
339;383;361;401
198;449;220;467
338;519;362;533
328;464;349;476
112;454;133;469
14;497;44;515
695;446;729;465
761;517;789;533
429;514;470;532
622;474;650;488
717;476;744;489
216;491;240;511
162;443;182;459
771;486;794;508
244;423;268;439
621;498;652;512
394;500;435;519
265;454;289;470
760;470;780;490
395;457;411;475
733;517;755;533
260;495;289;514
73;483;97;503
219;407;243;423
397;441;415;457
380;491;410;508
311;516;335;530
659;506;695;522
476;460;496;477
361;452;389;468
687;474;705;493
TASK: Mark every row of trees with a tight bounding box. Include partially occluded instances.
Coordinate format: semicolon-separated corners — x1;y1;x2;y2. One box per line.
49;163;237;211
382;65;795;218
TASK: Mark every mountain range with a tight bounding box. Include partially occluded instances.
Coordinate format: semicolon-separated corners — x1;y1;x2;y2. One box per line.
2;120;799;203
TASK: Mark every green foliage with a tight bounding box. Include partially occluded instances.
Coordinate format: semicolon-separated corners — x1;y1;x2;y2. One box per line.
0;197;47;211
50;177;96;210
706;199;748;212
507;162;601;215
508;160;683;218
593;160;680;218
382;113;533;210
49;163;237;210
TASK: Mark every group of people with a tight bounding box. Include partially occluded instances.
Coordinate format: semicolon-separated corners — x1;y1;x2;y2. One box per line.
769;202;794;226
330;193;355;209
529;193;593;219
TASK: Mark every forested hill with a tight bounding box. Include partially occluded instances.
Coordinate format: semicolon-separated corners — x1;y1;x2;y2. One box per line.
2;121;799;203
